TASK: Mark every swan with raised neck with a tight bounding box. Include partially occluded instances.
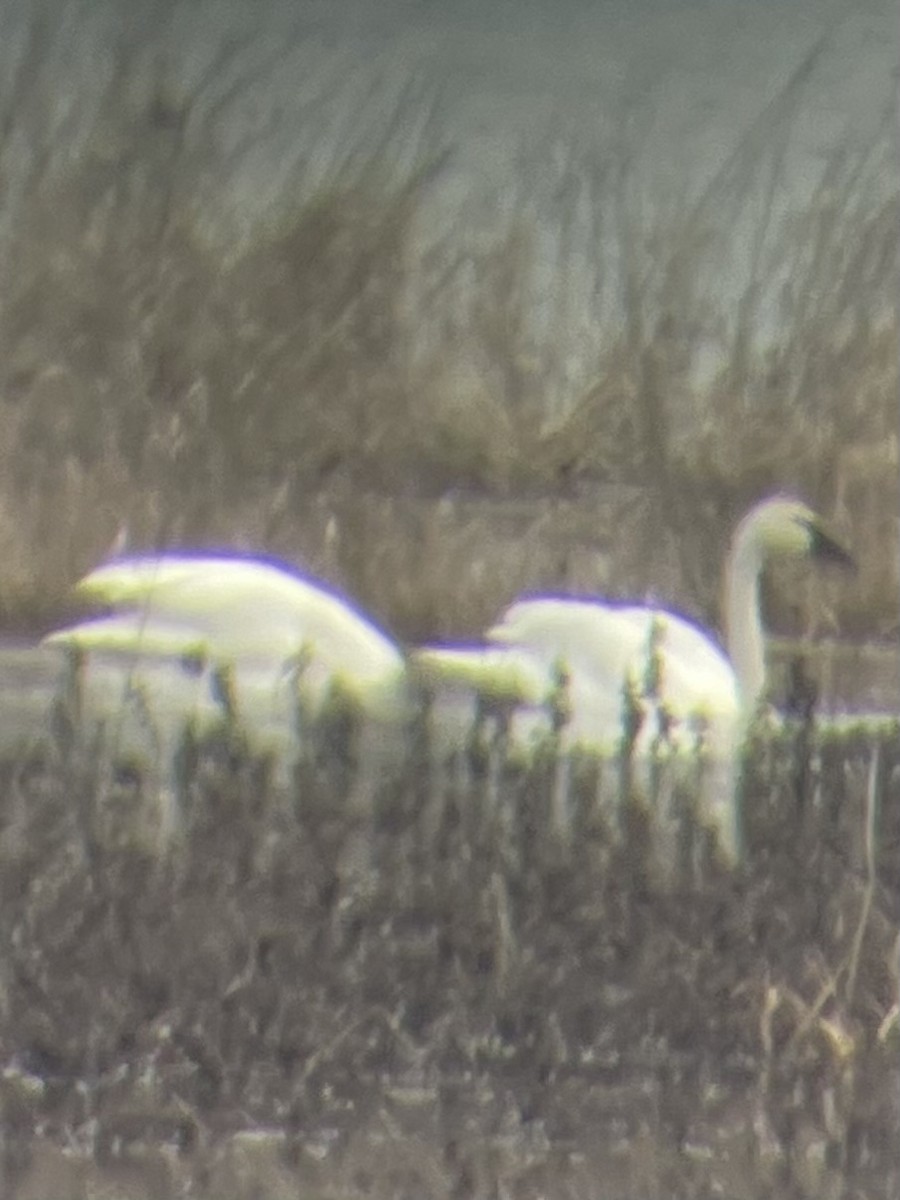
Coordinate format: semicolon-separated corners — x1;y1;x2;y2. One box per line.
724;495;853;712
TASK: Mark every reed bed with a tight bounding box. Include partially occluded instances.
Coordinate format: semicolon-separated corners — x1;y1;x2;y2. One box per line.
0;701;897;1198
0;17;896;641
0;11;896;1197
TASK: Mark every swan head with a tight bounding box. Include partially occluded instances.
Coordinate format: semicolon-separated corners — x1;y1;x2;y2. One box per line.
732;496;854;570
725;496;853;713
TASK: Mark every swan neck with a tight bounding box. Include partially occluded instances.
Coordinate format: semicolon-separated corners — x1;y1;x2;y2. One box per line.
724;537;766;709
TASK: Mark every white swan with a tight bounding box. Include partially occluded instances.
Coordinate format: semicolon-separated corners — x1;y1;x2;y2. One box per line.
42;593;410;847
413;496;854;862
43;612;305;760
40;616;224;845
46;555;414;847
43;612;208;665
70;552;411;722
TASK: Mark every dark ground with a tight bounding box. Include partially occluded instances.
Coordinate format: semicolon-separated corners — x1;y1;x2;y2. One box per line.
0;698;897;1200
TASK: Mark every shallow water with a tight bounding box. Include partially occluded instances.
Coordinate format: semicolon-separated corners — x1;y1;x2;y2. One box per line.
1;635;895;764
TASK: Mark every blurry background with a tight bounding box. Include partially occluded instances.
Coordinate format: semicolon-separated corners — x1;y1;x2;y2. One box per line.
0;0;895;649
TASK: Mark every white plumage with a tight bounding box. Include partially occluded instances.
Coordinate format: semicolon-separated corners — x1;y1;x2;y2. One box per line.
42;555;414;845
43;612;300;769
44;612;208;665
69;552;410;722
414;496;853;863
42;608;372;765
43;500;852;863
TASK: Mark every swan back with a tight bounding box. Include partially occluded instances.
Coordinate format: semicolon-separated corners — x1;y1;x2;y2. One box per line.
73;554;409;718
414;495;851;868
489;599;740;724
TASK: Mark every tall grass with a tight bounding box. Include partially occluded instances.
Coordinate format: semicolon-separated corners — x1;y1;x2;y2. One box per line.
0;708;897;1197
0;14;895;647
0;16;896;1196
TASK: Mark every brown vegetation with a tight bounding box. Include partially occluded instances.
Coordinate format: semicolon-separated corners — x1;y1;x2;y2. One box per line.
0;11;897;1198
0;709;898;1198
0;20;896;641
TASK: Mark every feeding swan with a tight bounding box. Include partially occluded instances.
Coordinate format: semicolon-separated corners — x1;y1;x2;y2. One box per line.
41;615;226;845
414;496;854;862
43;586;411;841
43;612;310;762
70;552;411;722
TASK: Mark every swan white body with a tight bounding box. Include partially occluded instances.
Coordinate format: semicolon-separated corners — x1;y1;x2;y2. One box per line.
44;614;303;772
415;497;853;863
44;612;208;665
490;600;740;733
72;554;410;721
41;628;222;845
414;601;742;763
43;607;410;852
46;558;414;845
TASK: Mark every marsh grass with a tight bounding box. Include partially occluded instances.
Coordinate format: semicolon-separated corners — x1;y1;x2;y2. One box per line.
0;15;897;1194
0;704;898;1198
0;19;895;642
